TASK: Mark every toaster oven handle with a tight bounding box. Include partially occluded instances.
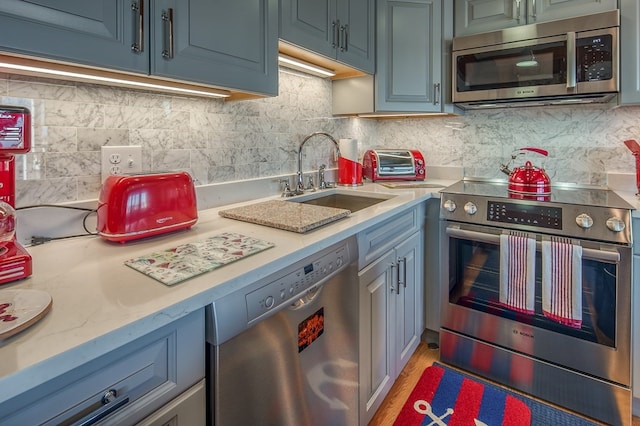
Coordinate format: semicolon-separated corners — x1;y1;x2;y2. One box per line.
566;31;577;89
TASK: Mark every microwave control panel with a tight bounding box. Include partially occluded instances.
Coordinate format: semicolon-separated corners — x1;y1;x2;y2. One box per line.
577;34;613;82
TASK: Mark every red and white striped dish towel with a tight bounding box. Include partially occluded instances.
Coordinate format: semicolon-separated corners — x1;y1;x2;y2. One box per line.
542;237;583;328
499;231;536;314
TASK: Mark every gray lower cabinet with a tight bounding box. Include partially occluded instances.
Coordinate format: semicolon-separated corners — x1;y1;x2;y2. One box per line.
0;309;205;426
0;0;278;96
332;0;451;114
137;379;206;426
620;0;640;105
454;0;618;36
358;205;424;424
424;197;441;333
280;0;375;74
633;217;640;415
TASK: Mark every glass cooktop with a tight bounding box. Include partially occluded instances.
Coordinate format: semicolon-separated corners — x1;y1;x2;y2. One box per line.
442;179;634;210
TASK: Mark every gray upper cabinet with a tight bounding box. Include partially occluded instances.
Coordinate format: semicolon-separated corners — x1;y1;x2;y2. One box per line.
454;0;618;36
620;0;640;105
0;0;148;73
280;0;375;73
0;0;278;96
152;0;278;96
333;0;451;114
376;0;443;111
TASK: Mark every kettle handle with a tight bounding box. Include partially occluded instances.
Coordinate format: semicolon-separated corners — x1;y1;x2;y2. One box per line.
519;147;548;157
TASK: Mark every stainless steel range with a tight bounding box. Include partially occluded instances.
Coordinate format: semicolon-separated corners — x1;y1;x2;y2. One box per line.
439;179;633;426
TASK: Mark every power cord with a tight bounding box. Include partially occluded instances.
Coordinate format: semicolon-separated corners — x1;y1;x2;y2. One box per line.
16;204;98;245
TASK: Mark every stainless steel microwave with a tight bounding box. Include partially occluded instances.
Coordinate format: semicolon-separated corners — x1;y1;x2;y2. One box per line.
452;10;619;109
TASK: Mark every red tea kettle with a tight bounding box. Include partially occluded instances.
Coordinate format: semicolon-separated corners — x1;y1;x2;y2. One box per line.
500;147;551;196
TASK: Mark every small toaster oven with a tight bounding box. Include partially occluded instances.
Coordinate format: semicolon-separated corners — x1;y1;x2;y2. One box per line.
362;149;425;181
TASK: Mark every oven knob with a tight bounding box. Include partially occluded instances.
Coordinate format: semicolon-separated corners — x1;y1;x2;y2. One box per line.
576;213;593;229
464;202;477;215
443;200;456;212
606;217;626;232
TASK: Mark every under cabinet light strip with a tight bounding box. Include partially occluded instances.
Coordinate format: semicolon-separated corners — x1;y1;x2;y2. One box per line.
278;54;336;78
0;55;230;98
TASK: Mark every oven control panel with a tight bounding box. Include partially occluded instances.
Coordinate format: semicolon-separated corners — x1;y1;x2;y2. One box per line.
487;201;562;230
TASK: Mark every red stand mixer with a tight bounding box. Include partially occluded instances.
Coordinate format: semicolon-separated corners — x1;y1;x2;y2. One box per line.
0;106;32;284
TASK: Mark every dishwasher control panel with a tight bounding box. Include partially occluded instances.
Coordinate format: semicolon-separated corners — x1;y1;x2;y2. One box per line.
245;243;348;323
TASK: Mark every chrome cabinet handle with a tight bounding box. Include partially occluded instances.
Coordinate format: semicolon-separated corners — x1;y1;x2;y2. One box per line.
72;389;130;426
162;8;174;59
566;31;576;88
433;83;440;105
515;0;522;24
340;24;348;52
332;21;338;48
530;0;536;19
389;262;398;293
398;257;406;291
131;0;144;53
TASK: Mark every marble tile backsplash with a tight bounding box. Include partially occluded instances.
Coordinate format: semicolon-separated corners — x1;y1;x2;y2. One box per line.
1;69;640;206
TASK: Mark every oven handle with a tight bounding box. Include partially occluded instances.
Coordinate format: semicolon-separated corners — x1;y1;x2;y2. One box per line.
445;227;621;263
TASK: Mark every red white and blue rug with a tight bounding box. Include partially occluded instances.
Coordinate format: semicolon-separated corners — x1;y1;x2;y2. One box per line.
394;363;599;425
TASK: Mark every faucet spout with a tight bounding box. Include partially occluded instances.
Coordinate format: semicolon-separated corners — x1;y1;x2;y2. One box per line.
297;132;340;191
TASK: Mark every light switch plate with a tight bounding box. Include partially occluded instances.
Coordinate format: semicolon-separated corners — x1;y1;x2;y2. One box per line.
101;145;143;183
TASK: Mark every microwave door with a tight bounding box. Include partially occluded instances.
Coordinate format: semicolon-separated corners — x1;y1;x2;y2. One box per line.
453;34;573;103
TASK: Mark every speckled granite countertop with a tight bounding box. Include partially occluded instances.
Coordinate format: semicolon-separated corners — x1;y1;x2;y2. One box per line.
218;200;351;233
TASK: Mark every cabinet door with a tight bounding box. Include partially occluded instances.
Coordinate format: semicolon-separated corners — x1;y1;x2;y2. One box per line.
137;379;206;426
376;0;443;112
0;0;148;73
634;254;640;402
336;0;375;73
280;0;337;59
531;0;618;24
359;250;395;425
454;0;618;36
454;0;518;36
394;231;424;374
151;0;278;96
620;0;640;105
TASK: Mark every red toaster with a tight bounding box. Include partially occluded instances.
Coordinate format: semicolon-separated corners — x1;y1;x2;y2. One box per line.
97;172;198;243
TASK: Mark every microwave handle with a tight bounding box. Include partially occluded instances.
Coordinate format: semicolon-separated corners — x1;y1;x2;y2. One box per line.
567;31;577;89
445;226;621;263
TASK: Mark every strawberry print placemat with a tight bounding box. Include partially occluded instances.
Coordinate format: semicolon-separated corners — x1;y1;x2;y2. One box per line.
125;232;275;286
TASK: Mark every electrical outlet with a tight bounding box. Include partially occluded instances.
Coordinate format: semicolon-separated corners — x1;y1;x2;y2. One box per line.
101;145;143;182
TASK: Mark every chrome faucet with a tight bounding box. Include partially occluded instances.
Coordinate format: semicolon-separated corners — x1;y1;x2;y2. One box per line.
297;132;340;192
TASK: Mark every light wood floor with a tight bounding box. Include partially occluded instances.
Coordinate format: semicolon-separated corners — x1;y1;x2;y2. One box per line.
369;342;640;426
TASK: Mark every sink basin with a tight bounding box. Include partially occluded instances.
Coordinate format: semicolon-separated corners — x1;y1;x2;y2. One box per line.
288;190;394;213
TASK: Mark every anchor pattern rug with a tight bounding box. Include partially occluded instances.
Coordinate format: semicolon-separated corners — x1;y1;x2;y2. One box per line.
393;364;600;425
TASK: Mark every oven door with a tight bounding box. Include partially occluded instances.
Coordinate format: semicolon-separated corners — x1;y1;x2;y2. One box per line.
440;221;631;387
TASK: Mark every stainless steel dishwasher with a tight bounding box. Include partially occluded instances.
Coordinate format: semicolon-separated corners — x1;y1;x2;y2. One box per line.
206;236;359;425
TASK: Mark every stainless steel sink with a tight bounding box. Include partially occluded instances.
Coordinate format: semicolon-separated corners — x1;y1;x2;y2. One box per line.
287;190;394;213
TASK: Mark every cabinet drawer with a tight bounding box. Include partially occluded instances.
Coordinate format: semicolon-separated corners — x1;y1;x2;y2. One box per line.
0;309;204;426
358;204;424;269
136;379;206;426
